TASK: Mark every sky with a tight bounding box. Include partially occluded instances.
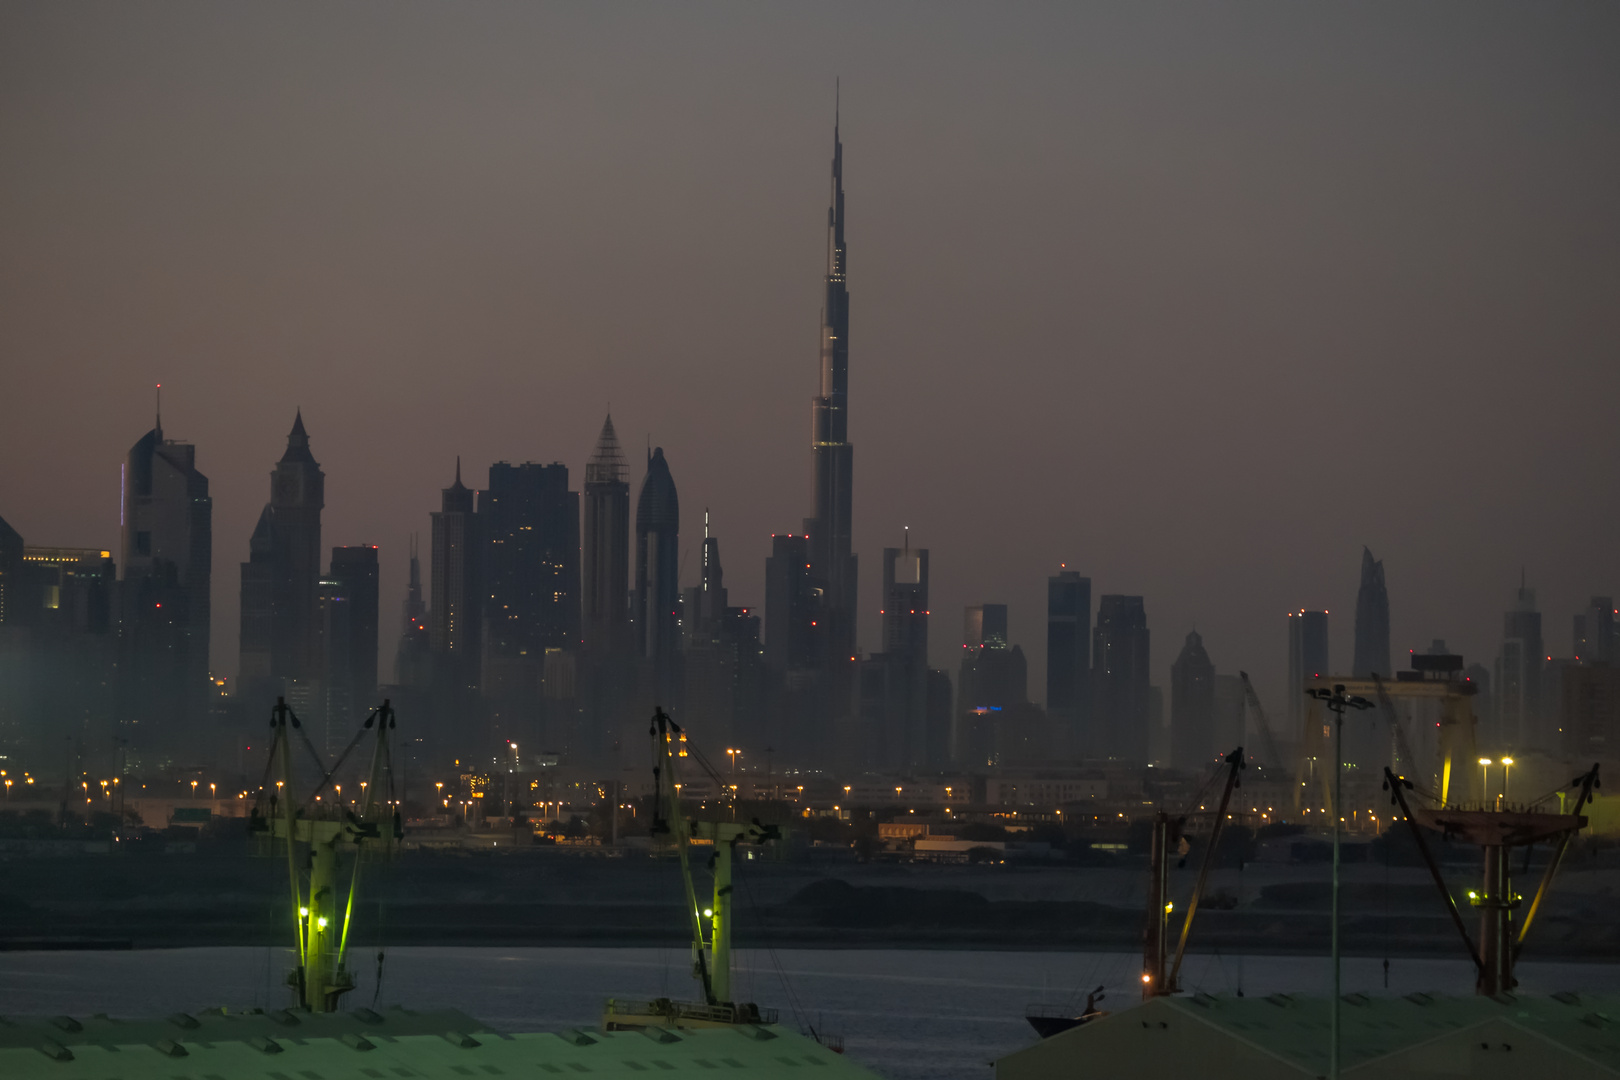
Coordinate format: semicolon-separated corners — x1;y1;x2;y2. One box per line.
2;3;1617;720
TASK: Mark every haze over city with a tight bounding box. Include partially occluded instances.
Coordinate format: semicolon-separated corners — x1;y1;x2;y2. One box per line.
3;2;1617;712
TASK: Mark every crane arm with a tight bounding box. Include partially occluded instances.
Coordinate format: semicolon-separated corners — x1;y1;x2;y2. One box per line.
1370;674;1420;775
1168;747;1244;991
1238;672;1282;770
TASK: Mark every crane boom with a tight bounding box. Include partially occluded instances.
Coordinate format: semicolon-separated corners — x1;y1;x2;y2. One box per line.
1238;672;1282;770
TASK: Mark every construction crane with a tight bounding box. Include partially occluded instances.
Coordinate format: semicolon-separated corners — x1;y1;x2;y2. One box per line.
1237;671;1283;771
250;697;401;1012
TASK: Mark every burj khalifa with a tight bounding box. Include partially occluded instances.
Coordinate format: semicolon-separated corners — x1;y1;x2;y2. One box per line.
806;104;858;674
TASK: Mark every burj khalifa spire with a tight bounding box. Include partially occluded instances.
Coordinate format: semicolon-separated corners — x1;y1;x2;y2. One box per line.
807;94;858;674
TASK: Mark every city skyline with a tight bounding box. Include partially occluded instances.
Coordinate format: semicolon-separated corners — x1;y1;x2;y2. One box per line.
3;5;1618;719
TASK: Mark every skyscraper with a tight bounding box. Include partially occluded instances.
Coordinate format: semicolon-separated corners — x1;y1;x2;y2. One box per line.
764;533;815;674
118;413;212;747
1575;596;1617;665
1093;595;1150;762
804;106;858;693
682;516;764;751
1496;581;1544;749
429;459;480;692
1287;609;1330;738
1170;630;1216;770
872;535;929;767
1046;570;1091;751
634;446;680;704
0;513;23;626
1353;546;1391;678
581;416;630;657
394;535;430;686
483;462;580;662
239;412;324;695
239;508;274;688
327;545;380;715
685;512;727;645
955;604;1028;766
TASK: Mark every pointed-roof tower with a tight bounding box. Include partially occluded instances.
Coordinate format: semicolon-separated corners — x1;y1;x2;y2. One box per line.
587;414;628;485
441;456;474;514
280;409;316;464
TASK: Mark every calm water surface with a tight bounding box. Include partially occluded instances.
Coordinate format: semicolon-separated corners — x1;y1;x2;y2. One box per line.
2;947;1618;1079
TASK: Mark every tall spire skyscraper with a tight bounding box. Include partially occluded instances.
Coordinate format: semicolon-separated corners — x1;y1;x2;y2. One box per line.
806;98;858;678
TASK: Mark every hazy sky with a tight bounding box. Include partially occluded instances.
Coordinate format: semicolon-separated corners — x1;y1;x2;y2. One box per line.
2;3;1617;718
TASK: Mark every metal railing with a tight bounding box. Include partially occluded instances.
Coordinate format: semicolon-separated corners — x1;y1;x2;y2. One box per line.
604;998;779;1026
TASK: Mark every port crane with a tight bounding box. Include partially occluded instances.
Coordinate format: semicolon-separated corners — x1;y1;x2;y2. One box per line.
1142;746;1246;999
250;697;401;1012
603;707;779;1030
1296;670;1479;811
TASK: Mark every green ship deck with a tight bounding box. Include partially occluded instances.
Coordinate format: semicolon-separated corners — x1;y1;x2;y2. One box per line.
0;1005;878;1079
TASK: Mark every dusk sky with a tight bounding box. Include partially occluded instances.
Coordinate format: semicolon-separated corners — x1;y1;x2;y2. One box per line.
2;3;1617;716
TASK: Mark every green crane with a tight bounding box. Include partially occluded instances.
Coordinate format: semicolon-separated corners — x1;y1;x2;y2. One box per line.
604;708;778;1030
251;697;401;1012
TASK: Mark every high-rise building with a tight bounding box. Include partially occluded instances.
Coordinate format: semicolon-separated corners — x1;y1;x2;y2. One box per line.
315;573;353;752
634;447;680;704
1287;610;1330;738
804;107;858;699
11;546;116;760
327;545;380;714
764;533;815;673
1496;582;1543;749
394;535;430;686
1562;663;1620;760
881;537;928;664
685;512;727;645
682;516;764;751
871;535;929;767
1575;596;1617;666
1170;630;1216;770
429;459;481;692
1353;547;1391;678
1093;596;1150;762
1046;570;1091;751
0;513;23;627
239;507;275;687
581;416;630;657
118;414;212;748
955;604;1029;766
483;462;580;661
239;413;324;696
966;604;1010;651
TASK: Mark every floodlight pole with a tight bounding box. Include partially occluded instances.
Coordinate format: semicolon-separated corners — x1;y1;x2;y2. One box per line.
1308;683;1374;1080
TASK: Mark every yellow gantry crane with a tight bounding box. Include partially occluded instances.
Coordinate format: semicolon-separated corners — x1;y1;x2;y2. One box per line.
1295;674;1479;812
251;697;401;1012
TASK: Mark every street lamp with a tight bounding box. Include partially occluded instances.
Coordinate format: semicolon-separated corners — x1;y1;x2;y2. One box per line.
190;780;198;799
1305;683;1374;1080
726;749;739;775
1501;757;1514;808
1479;758;1493;806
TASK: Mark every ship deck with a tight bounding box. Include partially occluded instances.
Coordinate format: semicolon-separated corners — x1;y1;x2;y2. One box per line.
0;1004;877;1079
